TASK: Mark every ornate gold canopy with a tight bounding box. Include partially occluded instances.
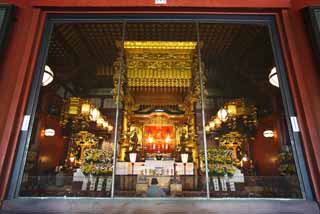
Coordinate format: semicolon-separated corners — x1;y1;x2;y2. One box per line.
114;41;203;108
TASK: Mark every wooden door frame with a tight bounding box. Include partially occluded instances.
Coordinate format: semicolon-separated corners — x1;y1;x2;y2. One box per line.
1;6;319;202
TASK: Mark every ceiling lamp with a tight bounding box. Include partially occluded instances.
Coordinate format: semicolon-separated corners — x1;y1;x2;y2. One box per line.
263;130;274;138
217;108;228;122
269;67;279;88
42;65;54;86
44;128;55;137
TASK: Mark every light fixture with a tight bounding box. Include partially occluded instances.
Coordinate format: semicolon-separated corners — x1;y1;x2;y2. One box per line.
209;120;215;130
102;121;109;129
107;125;113;132
269;67;279;88
205;125;210;133
81;101;91;116
181;153;189;176
148;135;153;143
67;97;80;115
181;153;188;164
129;152;137;175
129;152;137;163
263;130;274;138
42;65;54;86
96;116;104;126
69;156;75;163
227;104;237;115
165;135;171;143
90;108;100;121
242;154;248;162
44;128;55;137
217;108;228;122
213;117;222;127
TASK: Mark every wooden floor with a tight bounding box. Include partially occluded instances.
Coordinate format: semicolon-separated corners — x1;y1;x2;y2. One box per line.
1;198;319;214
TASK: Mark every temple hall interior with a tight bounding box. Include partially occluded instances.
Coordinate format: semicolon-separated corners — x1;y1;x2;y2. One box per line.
20;22;301;198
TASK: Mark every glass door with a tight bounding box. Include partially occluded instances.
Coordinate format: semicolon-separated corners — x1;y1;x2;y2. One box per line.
13;16;308;200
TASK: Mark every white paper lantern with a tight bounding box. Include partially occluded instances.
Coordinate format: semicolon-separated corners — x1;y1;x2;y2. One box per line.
90;108;100;121
44;128;55;136
269;67;279;88
263;130;274;138
217;108;228;122
42;65;54;86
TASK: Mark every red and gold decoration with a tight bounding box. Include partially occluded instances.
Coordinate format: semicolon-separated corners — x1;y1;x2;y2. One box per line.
113;41;205;166
144;125;175;153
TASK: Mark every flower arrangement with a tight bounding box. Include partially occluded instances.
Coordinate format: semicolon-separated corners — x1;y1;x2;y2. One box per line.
81;149;113;176
278;151;296;176
201;146;237;177
83;149;113;164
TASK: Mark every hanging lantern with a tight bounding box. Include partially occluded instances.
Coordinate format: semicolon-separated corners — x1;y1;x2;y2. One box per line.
103;121;109;129
42;65;54;86
217;108;228;122
67;97;80;115
213;117;222;127
209;120;215;130
108;125;113;132
269;67;279;88
227;104;237;116
97;116;104;126
90;108;100;121
44;128;55;137
81;101;91;116
263;130;274;138
205;125;210;133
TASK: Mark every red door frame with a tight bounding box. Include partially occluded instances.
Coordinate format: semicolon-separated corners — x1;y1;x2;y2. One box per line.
0;1;319;203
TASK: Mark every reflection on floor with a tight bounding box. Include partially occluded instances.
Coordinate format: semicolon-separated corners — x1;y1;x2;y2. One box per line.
2;199;319;214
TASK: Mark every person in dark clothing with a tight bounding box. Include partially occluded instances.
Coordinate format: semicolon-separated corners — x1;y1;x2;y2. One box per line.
146;178;166;197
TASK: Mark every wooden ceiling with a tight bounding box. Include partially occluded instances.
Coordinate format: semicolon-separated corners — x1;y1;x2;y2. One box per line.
47;22;275;97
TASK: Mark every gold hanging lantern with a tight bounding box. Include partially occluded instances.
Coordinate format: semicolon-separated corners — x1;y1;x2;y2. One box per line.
209;121;215;130
213;117;222;127
205;125;210;133
227;104;237;116
81;101;91;116
68;97;80;115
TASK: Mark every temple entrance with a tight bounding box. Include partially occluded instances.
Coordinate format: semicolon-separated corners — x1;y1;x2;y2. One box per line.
17;20;303;199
